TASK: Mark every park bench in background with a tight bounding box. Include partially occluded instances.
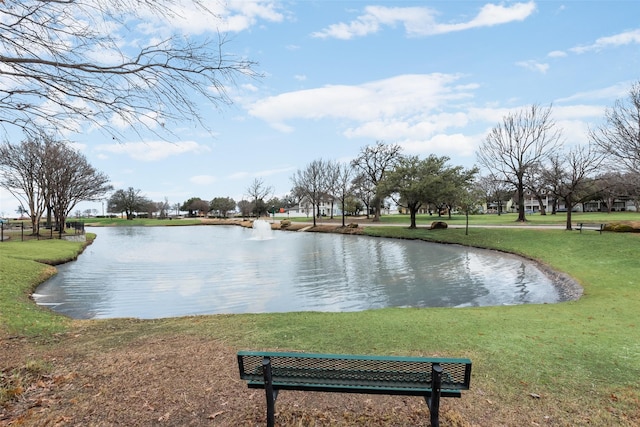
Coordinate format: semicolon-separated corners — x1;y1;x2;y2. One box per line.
237;350;472;427
575;223;605;234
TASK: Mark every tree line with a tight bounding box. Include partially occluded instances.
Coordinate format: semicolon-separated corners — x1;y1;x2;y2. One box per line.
3;81;638;233
105;81;640;229
477;82;640;230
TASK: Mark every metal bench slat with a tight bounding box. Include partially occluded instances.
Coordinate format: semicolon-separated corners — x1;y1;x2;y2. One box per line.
237;351;472;427
238;351;472;390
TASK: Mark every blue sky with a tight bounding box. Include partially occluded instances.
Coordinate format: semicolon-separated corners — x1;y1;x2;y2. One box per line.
1;1;639;216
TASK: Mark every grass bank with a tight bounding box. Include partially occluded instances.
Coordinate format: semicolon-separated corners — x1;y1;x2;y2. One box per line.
1;221;639;425
326;211;640;227
0;236;95;336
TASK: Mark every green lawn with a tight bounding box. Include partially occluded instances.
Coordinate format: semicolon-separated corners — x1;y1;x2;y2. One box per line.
376;210;639;226
1;221;639;424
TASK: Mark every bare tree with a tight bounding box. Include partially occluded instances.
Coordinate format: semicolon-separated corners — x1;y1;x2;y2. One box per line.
591;81;640;175
0;0;259;139
351;141;402;221
475;174;513;215
592;171;637;213
45;141;112;231
157;198;171;219
524;164;550;215
477;104;562;222
171;202;182;216
351;173;375;219
323;160;341;219
333;162;354;227
245;178;273;218
0;135;110;234
237;200;253;218
544;143;605;230
290;159;327;227
0;138;47;234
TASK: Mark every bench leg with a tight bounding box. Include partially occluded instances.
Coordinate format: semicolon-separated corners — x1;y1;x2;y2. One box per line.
426;363;443;427
262;357;279;427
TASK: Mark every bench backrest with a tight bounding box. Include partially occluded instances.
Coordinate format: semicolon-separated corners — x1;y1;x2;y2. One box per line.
238;351;472;390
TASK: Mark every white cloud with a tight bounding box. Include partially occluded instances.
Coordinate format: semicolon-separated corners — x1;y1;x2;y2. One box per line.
190;175;217;185
134;0;285;36
516;60;549;74
401;133;479;158
95;140;211;161
311;2;536;39
555;82;632;103
552;105;605;120
430;1;536;35
570;28;640;54
248;73;475;130
228;172;250;180
547;50;567;58
241;83;259;92
227;166;296;182
343;112;470;140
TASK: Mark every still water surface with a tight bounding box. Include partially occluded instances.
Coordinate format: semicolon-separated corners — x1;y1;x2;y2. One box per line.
34;225;561;319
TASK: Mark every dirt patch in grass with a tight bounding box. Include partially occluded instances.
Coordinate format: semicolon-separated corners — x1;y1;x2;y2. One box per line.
5;324;637;426
2;330;473;427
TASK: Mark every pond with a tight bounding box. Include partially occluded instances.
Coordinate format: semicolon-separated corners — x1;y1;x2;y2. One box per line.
34;224;564;319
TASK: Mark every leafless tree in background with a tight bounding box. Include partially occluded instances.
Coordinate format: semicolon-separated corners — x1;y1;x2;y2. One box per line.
0;138;48;234
0;0;259;139
45;141;112;231
333;162;354;227
524;163;551;215
323;160;344;220
477;104;562;222
351;173;375;219
0;136;111;233
475;174;513;215
245;178;273;218
590;81;640;175
351;141;402;221
290;159;327;227
156;197;171;219
592;171;639;213
544;143;605;230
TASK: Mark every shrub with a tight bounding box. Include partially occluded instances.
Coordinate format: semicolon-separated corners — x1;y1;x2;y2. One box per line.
605;223;639;233
430;221;448;229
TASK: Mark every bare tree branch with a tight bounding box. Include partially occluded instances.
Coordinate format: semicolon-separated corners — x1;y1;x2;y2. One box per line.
351;141;402;221
590;81;640;175
0;0;260;139
477;104;562;222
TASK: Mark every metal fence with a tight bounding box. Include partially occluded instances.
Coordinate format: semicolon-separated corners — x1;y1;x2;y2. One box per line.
0;220;85;242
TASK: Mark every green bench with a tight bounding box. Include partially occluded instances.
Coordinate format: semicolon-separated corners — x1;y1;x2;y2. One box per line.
575;223;605;234
237;350;472;427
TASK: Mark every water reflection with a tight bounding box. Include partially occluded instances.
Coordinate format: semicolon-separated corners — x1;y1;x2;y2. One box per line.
34;226;562;319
